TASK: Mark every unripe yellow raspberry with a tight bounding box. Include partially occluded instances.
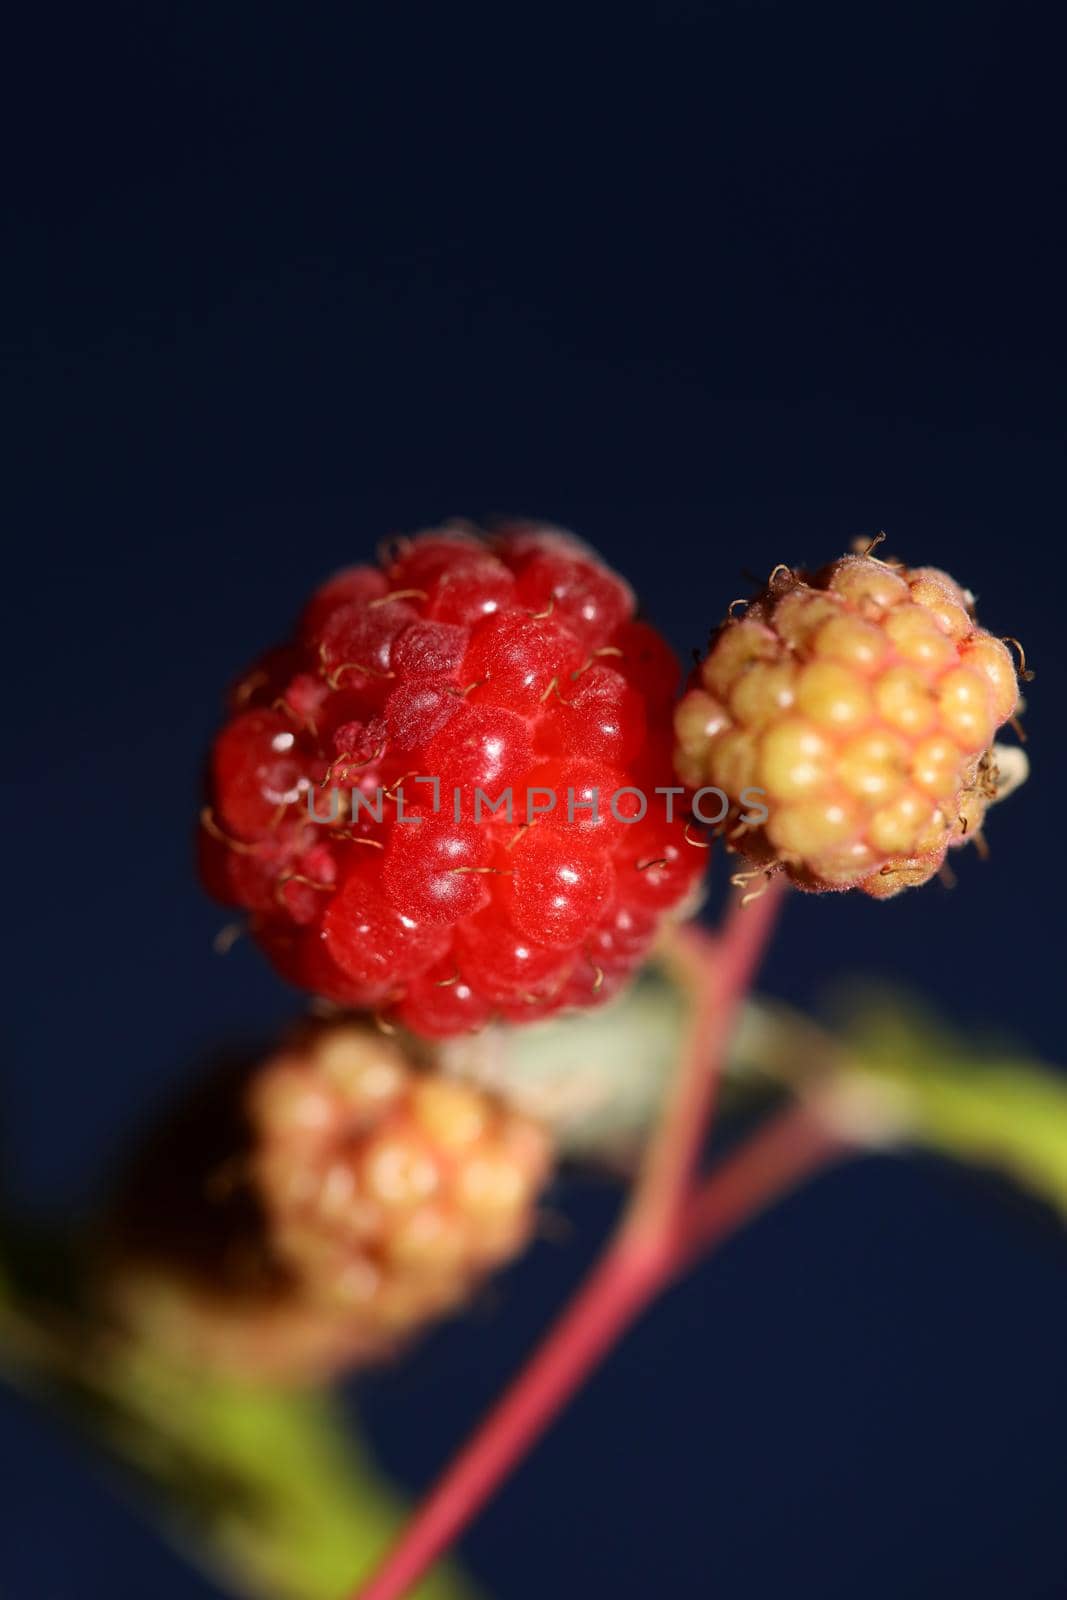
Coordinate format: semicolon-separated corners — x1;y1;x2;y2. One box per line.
249;1024;552;1339
105;1021;552;1382
675;550;1026;897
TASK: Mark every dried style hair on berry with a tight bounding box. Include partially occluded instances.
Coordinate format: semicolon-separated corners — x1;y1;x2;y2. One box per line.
675;542;1028;898
200;520;708;1033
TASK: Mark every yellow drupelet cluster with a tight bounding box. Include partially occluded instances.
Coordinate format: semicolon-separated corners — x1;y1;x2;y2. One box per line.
675;552;1023;897
248;1023;552;1348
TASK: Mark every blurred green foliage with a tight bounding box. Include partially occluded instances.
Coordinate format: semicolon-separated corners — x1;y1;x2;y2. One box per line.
831;991;1067;1219
0;1278;470;1600
108;1353;471;1600
2;966;1066;1600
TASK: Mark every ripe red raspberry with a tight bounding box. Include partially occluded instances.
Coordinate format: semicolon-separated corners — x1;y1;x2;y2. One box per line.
675;548;1025;897
201;522;707;1032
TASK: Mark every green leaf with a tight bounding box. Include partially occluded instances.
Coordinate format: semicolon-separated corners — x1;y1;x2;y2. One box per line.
103;1351;472;1600
735;989;1067;1224
0;1286;473;1600
834;992;1067;1221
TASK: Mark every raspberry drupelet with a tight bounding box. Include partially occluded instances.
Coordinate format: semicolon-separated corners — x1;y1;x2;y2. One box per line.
201;522;707;1033
675;548;1025;898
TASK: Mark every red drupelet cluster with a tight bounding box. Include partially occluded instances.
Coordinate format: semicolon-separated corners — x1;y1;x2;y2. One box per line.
200;523;707;1034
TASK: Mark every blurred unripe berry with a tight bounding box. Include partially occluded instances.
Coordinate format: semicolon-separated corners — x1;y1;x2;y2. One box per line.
106;1022;552;1382
249;1023;552;1338
675;550;1025;897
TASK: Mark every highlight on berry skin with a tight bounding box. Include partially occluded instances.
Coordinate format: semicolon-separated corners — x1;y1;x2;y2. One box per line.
105;1020;553;1384
674;544;1029;898
199;521;708;1035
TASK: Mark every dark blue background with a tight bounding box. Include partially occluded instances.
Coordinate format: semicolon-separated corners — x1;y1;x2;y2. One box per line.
3;2;1065;1595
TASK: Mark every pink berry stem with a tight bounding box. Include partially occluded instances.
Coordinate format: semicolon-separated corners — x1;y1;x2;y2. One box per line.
624;879;788;1249
351;1238;660;1600
349;882;793;1600
671;1100;850;1279
349;1102;842;1600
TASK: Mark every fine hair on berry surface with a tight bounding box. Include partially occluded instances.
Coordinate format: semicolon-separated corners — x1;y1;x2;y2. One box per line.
675;547;1025;897
200;521;707;1033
